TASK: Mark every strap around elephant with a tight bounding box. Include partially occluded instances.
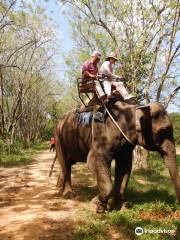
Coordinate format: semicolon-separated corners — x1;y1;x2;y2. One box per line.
99;98;135;146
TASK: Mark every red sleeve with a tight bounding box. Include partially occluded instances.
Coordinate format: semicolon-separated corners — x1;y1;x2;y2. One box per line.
82;60;89;73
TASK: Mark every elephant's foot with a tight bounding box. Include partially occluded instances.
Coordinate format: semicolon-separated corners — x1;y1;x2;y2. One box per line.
91;195;106;213
96;202;107;214
109;200;121;211
91;195;99;204
95;197;107;214
121;201;132;210
109;198;132;211
62;190;76;199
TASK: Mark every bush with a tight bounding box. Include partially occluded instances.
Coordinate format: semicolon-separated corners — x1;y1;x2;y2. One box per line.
0;139;9;153
170;113;180;145
0;139;22;155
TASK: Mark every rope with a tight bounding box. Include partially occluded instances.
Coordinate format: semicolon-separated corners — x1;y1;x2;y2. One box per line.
91;114;94;143
99;99;135;146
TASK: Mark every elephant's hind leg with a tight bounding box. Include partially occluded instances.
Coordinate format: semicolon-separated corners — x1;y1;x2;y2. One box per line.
56;137;75;198
56;159;75;198
61;162;76;198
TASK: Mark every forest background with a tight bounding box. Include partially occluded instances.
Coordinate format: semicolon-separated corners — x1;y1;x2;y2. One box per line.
0;0;180;162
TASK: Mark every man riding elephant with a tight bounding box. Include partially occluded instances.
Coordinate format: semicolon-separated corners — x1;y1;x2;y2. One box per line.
55;100;180;213
82;50;107;101
99;52;135;103
82;51;135;106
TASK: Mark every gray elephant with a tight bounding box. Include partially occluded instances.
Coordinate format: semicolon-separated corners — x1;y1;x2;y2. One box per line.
55;101;180;213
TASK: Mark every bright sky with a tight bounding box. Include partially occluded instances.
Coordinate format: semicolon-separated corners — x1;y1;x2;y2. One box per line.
37;0;74;80
44;0;74;53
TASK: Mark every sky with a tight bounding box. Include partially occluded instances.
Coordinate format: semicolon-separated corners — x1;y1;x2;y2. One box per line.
43;0;74;53
37;0;74;79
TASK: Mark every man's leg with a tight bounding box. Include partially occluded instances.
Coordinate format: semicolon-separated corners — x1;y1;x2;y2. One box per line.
112;81;134;100
50;144;53;152
95;81;106;99
103;81;111;96
53;144;55;152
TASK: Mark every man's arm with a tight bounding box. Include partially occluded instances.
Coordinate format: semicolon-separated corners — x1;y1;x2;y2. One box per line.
82;71;96;79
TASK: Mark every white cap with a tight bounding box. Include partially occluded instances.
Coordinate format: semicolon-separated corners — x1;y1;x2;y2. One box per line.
91;50;101;59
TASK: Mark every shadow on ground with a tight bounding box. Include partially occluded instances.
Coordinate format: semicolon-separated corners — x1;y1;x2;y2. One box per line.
0;150;98;240
0;150;179;240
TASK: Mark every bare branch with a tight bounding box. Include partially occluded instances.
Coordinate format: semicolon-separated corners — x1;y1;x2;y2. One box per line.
163;85;180;109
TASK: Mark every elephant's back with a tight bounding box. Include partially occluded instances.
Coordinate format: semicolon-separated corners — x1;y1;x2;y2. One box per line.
56;110;91;162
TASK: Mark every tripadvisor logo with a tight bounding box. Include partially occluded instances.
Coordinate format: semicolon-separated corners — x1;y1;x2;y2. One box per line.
135;227;144;235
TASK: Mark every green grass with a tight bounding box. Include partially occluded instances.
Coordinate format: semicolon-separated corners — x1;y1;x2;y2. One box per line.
73;152;180;240
0;141;48;166
176;154;180;166
28;141;49;151
74;220;107;240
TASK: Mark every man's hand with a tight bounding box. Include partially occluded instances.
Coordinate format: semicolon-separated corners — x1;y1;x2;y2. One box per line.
89;74;97;79
117;76;125;81
83;71;97;79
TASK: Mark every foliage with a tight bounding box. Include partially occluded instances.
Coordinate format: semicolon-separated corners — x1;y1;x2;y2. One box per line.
0;0;63;147
0;141;48;166
59;0;180;107
170;112;180;144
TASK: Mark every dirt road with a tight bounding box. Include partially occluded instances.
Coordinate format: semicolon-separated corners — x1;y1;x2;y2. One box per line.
1;148;180;240
0;150;97;240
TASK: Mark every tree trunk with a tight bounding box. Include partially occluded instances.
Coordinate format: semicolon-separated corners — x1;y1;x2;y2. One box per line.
133;146;149;170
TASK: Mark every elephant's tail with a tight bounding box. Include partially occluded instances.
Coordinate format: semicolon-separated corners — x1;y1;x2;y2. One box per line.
55;123;67;184
49;153;57;177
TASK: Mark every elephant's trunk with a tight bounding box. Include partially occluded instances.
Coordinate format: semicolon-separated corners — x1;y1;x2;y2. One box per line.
161;139;180;202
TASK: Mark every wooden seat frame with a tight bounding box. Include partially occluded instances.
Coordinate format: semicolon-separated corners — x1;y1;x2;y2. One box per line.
77;75;119;106
77;77;96;106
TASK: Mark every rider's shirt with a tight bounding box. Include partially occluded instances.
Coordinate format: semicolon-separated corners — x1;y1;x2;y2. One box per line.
99;61;118;80
82;59;98;77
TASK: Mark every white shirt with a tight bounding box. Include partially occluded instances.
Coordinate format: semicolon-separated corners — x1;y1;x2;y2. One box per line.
99;61;117;79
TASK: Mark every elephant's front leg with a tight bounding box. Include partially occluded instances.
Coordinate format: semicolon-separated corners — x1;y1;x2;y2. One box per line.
87;151;112;213
113;148;133;210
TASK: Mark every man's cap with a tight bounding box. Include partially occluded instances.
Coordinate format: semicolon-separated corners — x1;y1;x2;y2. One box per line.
106;52;118;61
91;50;101;59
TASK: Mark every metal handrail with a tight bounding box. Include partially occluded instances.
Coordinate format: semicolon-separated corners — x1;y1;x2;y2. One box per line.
78;74;124;82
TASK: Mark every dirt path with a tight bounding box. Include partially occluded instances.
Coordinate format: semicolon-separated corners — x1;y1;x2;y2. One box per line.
0;150;97;240
1;149;180;240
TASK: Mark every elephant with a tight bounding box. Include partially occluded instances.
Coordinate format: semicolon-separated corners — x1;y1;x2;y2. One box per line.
55;100;180;213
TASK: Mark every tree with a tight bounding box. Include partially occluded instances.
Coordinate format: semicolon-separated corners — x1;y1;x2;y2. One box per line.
0;0;63;148
59;0;180;108
170;112;180;145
